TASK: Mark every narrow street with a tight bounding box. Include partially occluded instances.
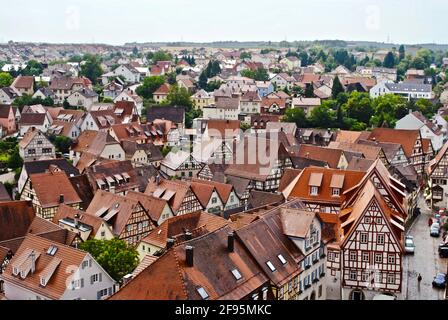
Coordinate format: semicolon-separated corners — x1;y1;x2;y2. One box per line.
404;196;447;300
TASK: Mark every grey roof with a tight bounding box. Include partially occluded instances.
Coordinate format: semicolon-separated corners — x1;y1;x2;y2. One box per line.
385;82;432;93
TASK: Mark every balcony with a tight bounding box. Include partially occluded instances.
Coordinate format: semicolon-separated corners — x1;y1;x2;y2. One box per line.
320;272;326;277
305;264;311;270
313;258;320;264
312;278;319;284
304;284;311;289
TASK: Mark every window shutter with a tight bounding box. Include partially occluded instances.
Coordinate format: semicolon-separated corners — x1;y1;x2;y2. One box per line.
71;281;75;290
89;259;92;267
99;273;102;282
81;278;84;288
108;287;112;296
97;291;101;300
90;275;94;285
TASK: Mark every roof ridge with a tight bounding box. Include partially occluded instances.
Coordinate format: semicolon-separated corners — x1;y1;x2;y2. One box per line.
171;248;189;299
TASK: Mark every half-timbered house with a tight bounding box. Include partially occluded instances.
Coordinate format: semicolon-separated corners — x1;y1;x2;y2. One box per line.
160;150;203;179
85;190;156;246
339;180;404;300
427;140;448;208
368;128;426;177
20;169;82;221
145;179;203;216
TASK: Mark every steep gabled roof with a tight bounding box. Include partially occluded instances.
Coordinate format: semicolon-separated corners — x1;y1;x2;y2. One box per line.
29;171;82;208
2;234;88;300
368;128;421;159
85;190;151;235
110;226;268;300
0;201;35;242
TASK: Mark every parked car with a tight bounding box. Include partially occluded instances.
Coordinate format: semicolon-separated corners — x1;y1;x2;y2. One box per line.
405;236;415;254
434;214;442;224
430;223;440;237
432;273;446;288
439;243;448;258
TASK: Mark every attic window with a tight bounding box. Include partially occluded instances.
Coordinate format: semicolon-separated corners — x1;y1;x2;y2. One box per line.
197;287;209;300
266;261;276;272
332;188;340;197
310;186;319;196
46;246;58;256
277;254;287;265
231;268;242;280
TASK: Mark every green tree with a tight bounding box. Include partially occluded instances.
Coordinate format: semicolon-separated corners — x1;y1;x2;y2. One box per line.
22;60;43;76
398;45;406;61
79;238;139;282
198;72;208;89
205;80;222;92
136;76;166;99
342;92;374;125
151;50;173;63
383;52;396;68
48;135;72;154
80;54;103;85
165;85;193;110
304;84;314;98
7;147;23;170
331;76;344;99
310;103;336;128
0;72;13;87
282;108;308;127
371;94;407;128
240;52;252;60
162;145;172;157
185;108;203;129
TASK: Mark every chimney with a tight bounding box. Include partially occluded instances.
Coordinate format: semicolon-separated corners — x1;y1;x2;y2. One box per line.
30;251;36;274
74;213;80;228
185;231;192;241
167;238;175;249
59;194;64;204
185;246;194;267
228;232;235;252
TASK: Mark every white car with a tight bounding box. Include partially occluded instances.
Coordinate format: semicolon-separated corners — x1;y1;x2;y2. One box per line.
405;235;415;254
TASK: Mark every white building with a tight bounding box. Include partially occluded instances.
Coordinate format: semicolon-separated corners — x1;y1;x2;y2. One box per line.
1;234;116;300
396;111;445;151
370;81;433;101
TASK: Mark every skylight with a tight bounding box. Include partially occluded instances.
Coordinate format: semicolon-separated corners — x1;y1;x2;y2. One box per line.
46;246;58;256
231;269;242;280
197;287;209;300
277;254;287;265
266;261;276;272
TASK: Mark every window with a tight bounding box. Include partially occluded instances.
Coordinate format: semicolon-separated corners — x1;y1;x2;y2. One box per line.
262;287;268;300
231;269;242;280
349;270;357;280
91;274;100;283
387;254;395;264
364;217;371;224
328;252;335;262
362;252;369;262
375;217;382;224
288;281;293;292
332;188;340;197
277;254;287;265
349;251;357;261
252;293;259;300
375;253;382;263
266;261;276;272
211;197;217;204
310;186;318;196
360;233;368;243
28;149;36;155
387;273;395;284
375;273;383;284
377;234;385;245
359;272;369;282
97;288;108;299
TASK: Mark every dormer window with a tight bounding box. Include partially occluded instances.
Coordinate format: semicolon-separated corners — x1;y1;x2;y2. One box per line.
332;188;340;197
309;172;323;196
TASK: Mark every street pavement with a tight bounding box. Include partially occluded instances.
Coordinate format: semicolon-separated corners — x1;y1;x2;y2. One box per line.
403;197;447;300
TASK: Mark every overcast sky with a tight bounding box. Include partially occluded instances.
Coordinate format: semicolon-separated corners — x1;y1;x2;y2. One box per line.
0;0;446;45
